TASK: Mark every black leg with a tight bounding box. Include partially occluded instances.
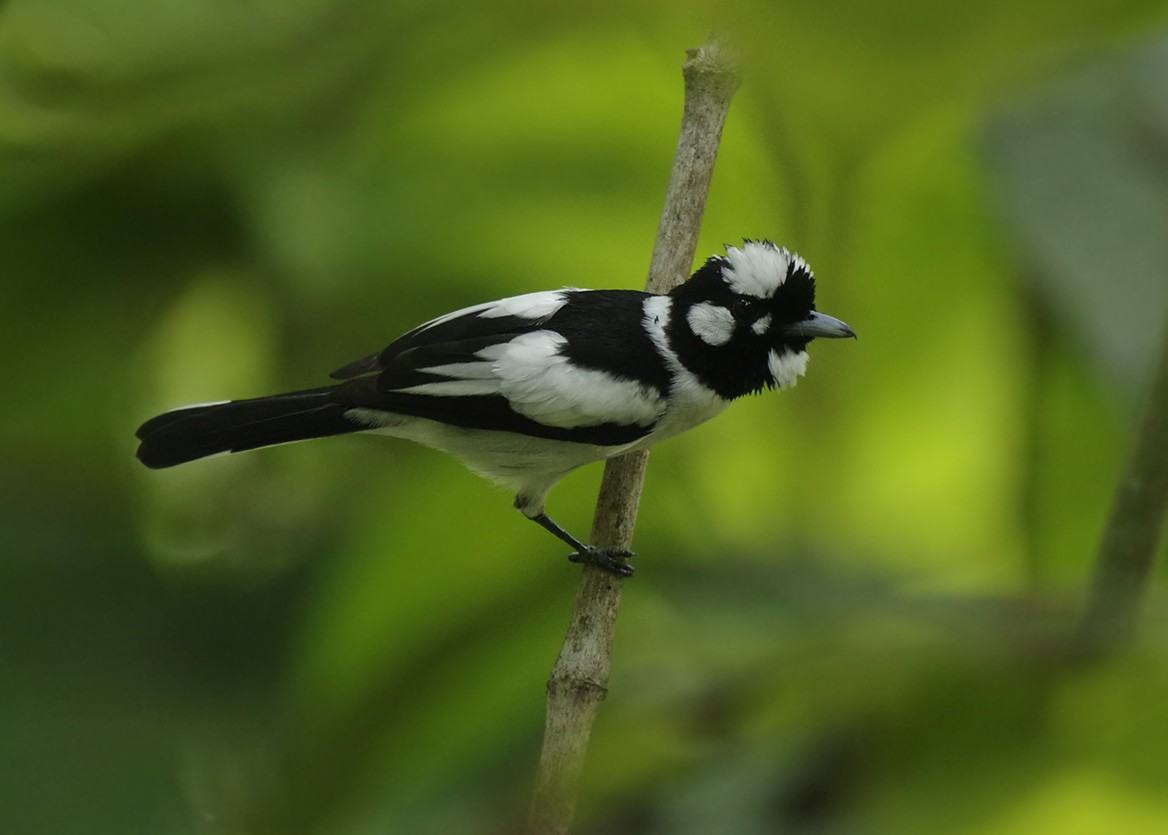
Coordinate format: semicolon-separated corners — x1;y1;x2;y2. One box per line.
528;512;635;577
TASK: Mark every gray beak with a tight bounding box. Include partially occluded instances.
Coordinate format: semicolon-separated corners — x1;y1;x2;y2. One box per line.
785;312;856;340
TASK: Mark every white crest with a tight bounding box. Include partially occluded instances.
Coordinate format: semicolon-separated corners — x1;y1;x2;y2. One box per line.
721;242;808;299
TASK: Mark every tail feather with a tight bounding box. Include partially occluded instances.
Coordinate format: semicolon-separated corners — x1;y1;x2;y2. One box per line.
135;387;358;469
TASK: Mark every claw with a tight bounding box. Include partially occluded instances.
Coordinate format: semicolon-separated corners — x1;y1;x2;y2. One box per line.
568;545;635;577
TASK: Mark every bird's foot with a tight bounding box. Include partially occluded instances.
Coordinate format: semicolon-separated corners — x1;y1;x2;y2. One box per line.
568;545;635;577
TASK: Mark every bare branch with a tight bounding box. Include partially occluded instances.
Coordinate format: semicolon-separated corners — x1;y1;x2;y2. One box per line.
526;40;740;835
1076;318;1168;655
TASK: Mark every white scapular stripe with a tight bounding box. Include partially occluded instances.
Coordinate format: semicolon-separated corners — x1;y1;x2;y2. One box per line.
686;301;735;346
478;290;576;320
414;290;573;333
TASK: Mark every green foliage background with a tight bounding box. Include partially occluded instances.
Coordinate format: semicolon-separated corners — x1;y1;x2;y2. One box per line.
2;1;1168;833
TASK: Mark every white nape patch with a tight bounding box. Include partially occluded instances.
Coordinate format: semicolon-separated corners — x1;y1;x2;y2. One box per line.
751;314;772;335
686;302;735;346
642;295;673;354
722;242;808;299
768;348;809;389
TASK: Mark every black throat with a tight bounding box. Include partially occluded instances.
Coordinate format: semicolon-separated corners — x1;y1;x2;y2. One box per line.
664;298;776;400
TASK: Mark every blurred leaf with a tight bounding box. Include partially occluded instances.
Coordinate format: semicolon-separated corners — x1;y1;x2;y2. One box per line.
985;34;1168;397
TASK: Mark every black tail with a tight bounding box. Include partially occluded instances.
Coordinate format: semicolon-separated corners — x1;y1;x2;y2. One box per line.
135;386;358;469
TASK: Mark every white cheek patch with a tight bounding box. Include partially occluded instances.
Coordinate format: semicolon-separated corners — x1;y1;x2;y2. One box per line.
751;314;772;335
768;349;809;389
686;302;735;347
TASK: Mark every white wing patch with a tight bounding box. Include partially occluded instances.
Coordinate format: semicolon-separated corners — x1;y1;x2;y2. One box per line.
397;377;499;397
768;348;809;389
396;329;665;429
486;332;665;428
424;361;497;379
686;301;735;346
722;242;807;299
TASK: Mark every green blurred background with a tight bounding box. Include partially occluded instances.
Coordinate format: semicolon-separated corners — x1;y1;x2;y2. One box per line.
3;1;1168;833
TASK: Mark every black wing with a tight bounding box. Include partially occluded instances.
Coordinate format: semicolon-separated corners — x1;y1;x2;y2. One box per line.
331;289;669;447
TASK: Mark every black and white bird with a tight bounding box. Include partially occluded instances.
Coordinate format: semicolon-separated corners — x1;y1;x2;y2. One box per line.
136;240;854;575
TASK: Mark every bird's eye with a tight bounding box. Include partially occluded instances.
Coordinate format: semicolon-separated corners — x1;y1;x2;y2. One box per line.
731;297;760;321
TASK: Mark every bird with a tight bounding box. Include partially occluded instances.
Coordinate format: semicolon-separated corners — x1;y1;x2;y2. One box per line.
136;240;855;576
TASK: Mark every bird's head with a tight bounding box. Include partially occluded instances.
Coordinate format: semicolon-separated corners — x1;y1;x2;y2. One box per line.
667;240;855;399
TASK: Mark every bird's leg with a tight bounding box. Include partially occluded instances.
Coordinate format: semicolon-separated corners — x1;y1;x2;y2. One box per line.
527;512;635;577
